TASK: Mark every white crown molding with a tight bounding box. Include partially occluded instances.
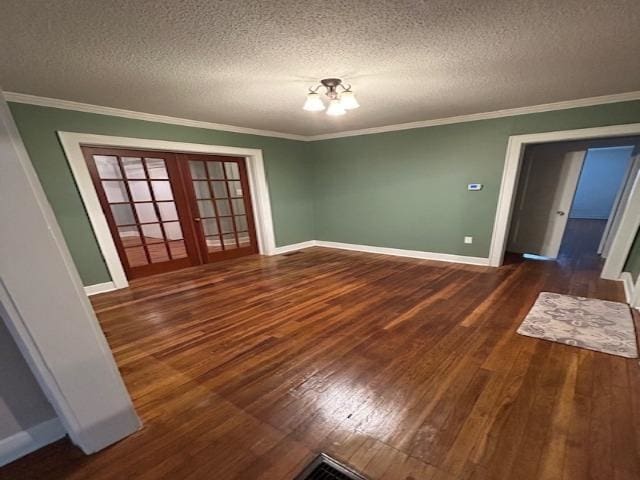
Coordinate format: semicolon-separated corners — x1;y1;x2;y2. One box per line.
307;90;640;141
5;90;640;142
4;92;307;141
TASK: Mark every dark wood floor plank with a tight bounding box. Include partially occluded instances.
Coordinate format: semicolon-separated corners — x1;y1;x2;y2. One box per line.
1;219;637;480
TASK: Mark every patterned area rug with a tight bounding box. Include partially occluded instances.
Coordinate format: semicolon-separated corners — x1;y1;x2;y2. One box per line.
518;292;638;358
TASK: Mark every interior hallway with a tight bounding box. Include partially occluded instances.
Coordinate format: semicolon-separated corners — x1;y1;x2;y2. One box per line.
2;237;638;479
556;218;608;268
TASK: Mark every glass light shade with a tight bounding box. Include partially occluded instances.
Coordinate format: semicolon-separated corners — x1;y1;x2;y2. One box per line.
326;98;346;116
340;90;359;110
303;92;325;111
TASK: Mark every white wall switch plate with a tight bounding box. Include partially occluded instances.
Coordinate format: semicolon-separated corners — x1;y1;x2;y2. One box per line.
467;184;483;191
464;236;473;244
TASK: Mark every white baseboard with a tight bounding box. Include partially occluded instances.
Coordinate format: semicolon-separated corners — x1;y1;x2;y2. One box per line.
271;240;489;266
0;418;65;466
620;272;635;304
313;240;490;266
82;244;637;306
84;281;117;296
621;272;640;310
271;241;317;255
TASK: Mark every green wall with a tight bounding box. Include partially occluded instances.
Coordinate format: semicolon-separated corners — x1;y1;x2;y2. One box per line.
9;103;314;286
10;100;640;287
625;230;640;282
312;101;640;257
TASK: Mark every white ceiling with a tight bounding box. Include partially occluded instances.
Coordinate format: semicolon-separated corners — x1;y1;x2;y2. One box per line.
2;0;640;136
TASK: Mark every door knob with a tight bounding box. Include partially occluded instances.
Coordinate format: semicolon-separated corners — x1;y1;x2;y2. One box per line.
194;217;201;222
556;211;565;216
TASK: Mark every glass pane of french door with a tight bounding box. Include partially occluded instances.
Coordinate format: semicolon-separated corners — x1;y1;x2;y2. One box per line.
85;148;196;278
186;156;256;257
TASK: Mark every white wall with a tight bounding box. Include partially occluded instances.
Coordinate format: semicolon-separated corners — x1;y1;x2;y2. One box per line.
570;146;634;219
0;89;140;458
0;316;55;440
0;313;62;465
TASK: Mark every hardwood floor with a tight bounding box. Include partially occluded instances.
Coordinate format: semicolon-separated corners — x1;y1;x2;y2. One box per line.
121;236;188;266
3;222;639;479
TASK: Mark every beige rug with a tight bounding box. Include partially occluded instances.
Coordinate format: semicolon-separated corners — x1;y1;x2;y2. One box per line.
517;292;638;358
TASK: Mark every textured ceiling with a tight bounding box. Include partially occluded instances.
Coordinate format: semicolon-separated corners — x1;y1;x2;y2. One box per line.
2;0;640;136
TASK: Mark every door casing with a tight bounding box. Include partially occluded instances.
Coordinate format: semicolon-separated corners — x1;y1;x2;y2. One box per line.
82;147;263;281
489;122;640;282
58;132;276;291
507;146;586;258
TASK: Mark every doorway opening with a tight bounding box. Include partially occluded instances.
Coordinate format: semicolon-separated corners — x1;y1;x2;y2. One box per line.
83;146;259;280
505;137;639;271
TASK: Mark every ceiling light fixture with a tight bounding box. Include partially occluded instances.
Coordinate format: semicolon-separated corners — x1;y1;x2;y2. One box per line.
303;78;359;115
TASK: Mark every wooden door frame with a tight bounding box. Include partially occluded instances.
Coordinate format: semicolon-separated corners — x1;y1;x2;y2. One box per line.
58;132;277;292
488;123;640;282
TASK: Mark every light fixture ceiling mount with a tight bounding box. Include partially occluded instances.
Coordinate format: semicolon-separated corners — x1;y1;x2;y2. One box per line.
303;78;359;116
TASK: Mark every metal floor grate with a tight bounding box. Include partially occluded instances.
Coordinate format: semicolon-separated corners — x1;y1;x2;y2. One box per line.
295;454;368;480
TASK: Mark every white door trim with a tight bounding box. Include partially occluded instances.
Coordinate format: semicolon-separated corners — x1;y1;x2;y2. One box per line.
601;170;640;279
58;132;277;289
489;123;640;275
1;91;140;456
597;157;628;255
632;274;640;309
9;90;640;143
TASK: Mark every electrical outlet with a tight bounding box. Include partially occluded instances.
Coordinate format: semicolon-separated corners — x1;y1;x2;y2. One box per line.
464;236;473;244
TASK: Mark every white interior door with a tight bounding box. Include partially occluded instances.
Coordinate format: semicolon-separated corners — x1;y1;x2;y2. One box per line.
508;145;586;258
599;149;640;257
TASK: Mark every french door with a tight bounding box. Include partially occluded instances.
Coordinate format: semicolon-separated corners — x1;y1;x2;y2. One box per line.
83;147;258;280
180;154;259;262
